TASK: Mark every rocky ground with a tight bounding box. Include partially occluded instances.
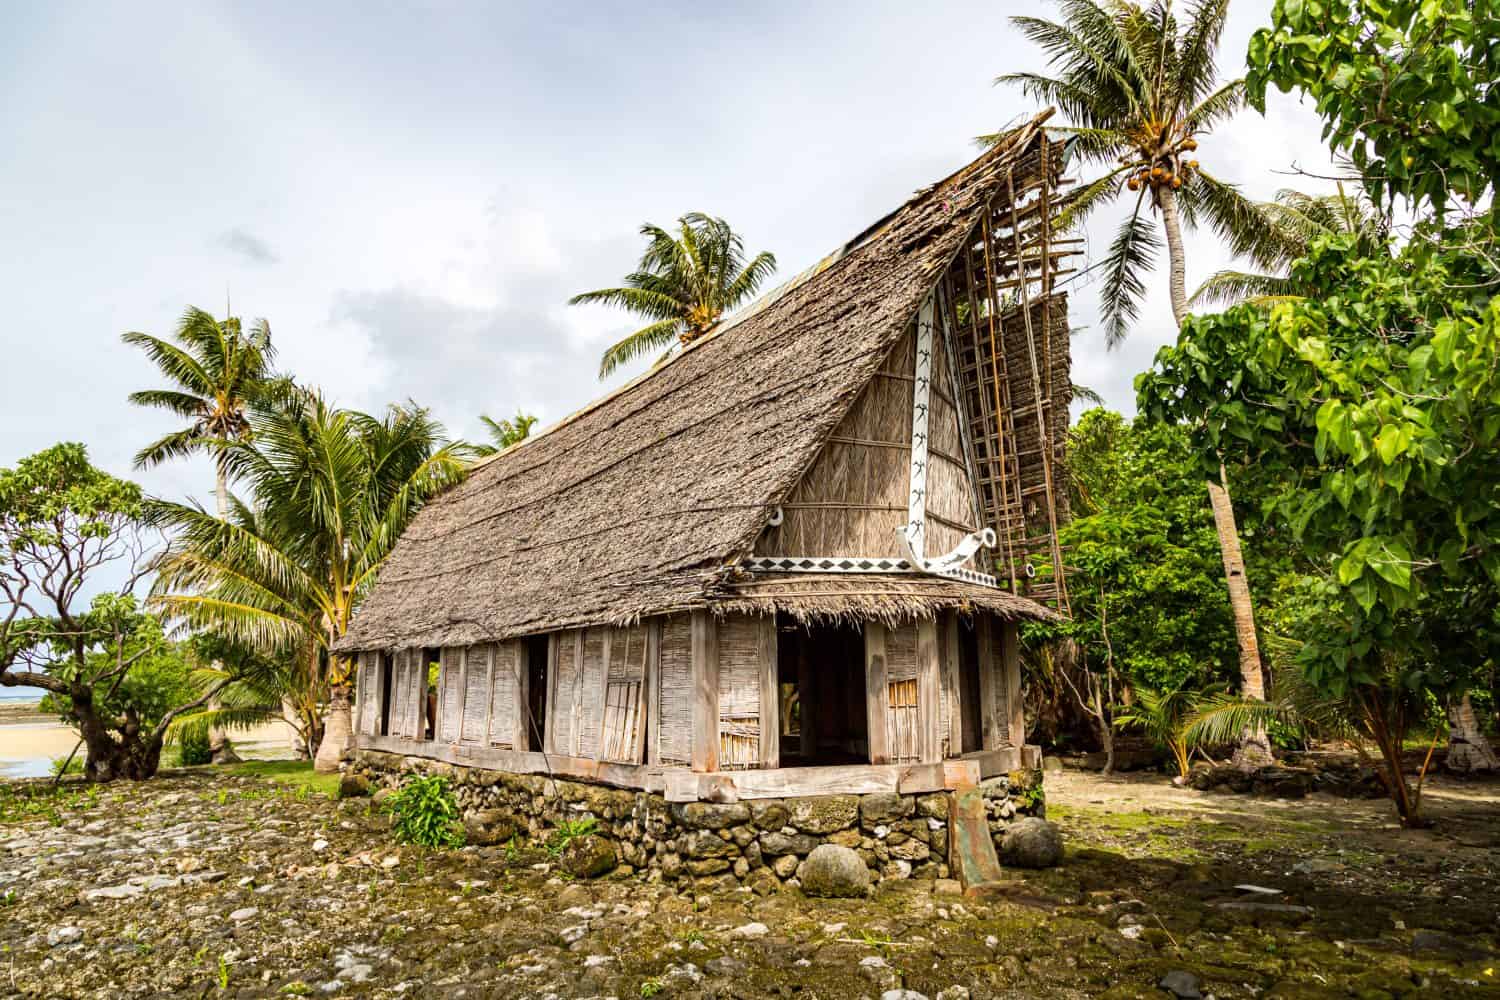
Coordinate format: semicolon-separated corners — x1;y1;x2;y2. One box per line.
1;766;1498;999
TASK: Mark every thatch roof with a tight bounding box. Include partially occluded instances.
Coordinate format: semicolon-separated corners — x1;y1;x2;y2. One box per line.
710;573;1059;630
336;112;1061;654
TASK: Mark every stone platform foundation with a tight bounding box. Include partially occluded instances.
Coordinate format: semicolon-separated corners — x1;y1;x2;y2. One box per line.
349;750;1044;887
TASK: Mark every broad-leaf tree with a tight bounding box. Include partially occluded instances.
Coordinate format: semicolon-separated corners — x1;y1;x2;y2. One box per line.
0;444;233;780
572;213;777;378
149;392;469;772
997;0;1279;765
1247;0;1500;214
1138;233;1500;823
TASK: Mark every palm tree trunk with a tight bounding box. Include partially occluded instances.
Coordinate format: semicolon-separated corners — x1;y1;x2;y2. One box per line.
1160;186;1272;770
1446;691;1499;773
207;454;238;764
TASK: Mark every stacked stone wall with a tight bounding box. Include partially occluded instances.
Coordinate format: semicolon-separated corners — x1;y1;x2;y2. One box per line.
348;750;1045;887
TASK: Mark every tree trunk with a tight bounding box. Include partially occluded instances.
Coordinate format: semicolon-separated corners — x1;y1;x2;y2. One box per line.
1446;691;1499;773
1160;187;1272;770
314;684;353;773
206;456;234;764
73;693;164;782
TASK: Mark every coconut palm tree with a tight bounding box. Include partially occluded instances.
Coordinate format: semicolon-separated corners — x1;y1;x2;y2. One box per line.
148;390;470;772
995;0;1286;768
123;307;284;519
473;411;539;457
1190;185;1388;306
572;213;777;378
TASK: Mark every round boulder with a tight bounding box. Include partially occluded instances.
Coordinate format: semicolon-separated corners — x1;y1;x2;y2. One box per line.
559;833;618;879
998;817;1063;869
797;844;871;898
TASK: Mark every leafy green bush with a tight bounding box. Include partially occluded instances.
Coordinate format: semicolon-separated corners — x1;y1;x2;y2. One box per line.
176;729;212;766
546;817;599;857
48;754;83;777
388;776;464;849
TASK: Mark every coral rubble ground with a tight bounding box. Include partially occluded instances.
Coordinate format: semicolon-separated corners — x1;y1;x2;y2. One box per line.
1;767;1497;998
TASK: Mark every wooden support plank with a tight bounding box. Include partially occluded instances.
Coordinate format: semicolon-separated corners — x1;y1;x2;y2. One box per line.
961;745;1023;777
757;617;780;769
916;618;943;764
513;642;530;751
975;615;1003;750
543;634;560;756
481;645;495;747
690;611;720;773
865;622;890;764
942;614;963;756
592;627;611;760
1000;619;1026;748
643;619;661;765
453;647;468;745
570;630;585;756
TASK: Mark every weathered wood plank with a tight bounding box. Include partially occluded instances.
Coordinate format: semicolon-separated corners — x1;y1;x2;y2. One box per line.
691;611;720;772
757;616;779;769
639;620;659;764
543;634;560;755
975;615;1002;750
482;645;495;746
916;619;943;764
960;745;1023;777
662;762;949;802
865;622;890;764
512;642;530;751
942;613;963;756
1000;619;1025;748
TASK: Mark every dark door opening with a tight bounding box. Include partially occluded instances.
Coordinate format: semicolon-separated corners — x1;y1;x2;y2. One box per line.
378;652;395;736
957;619;983;753
525;635;549;751
422;646;440;740
777;617;869;766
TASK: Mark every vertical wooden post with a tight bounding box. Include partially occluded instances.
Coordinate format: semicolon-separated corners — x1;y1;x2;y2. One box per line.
414;649;429;743
796;632;816;763
757;617;780;769
865;623;890;764
481;644;496;747
942;614;963;756
592;628;612;760
1001;618;1026;748
543;633;560;756
916;618;943;764
642;620;661;765
569;630;586;756
513;642;530;751
691;611;720;773
975;615;1002;750
453;647;469;745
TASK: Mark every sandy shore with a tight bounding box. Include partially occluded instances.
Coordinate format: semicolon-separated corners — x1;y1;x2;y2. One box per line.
0;702;298;778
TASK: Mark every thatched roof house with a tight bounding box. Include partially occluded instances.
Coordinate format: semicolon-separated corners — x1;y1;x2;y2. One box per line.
338;112;1074;814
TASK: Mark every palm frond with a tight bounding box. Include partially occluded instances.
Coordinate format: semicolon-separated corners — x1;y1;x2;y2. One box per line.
1054;163;1132;233
1099;193;1163;348
1188;269;1299;307
598;318;687;379
1179;168;1293;269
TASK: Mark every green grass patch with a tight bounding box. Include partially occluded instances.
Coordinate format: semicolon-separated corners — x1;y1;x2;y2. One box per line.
227;760;339;799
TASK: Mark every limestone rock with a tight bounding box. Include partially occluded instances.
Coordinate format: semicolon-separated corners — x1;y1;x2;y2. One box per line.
758;831;817;856
670;802;750;830
998;817;1063;869
748;800;789;831
681;830;737;859
1158;970;1203;998
860;792;914;826
787;795;858;834
558;833;617;879
798;844;871;898
337;773;371;799
463;809;518;846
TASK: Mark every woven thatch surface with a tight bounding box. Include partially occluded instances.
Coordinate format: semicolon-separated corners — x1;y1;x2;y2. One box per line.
336;112;1059;654
711;574;1057;628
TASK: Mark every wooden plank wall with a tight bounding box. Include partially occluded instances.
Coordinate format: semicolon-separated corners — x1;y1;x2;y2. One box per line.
925;314;983;556
657;615;694;766
717;615;766;770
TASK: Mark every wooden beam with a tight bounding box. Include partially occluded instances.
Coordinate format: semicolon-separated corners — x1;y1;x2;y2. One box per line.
569;630;585;756
663;762;951;802
640;620;660;765
512;642;530;751
482;645;496;747
960;745;1023;777
916;618;943;764
1000;618;1026;748
865;622;890;764
757;616;780;769
942;613;963;756
453;646;468;745
592;627;611;759
690;611;720;772
975;615;1003;750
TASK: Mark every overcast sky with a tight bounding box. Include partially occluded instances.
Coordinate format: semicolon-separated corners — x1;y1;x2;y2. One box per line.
2;0;1338;512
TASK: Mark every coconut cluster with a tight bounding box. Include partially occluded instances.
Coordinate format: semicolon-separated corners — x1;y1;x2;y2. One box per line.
1125;136;1200;193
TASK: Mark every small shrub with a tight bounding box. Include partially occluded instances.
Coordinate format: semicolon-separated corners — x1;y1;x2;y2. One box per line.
388;775;465;849
178;730;213;767
49;754;83;777
640;978;665;998
545;816;598;857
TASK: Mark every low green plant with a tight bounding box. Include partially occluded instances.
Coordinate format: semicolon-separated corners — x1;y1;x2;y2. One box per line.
388;775;465;849
545;816;598;857
640;978;665;998
217;955;230;989
177;729;213;767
